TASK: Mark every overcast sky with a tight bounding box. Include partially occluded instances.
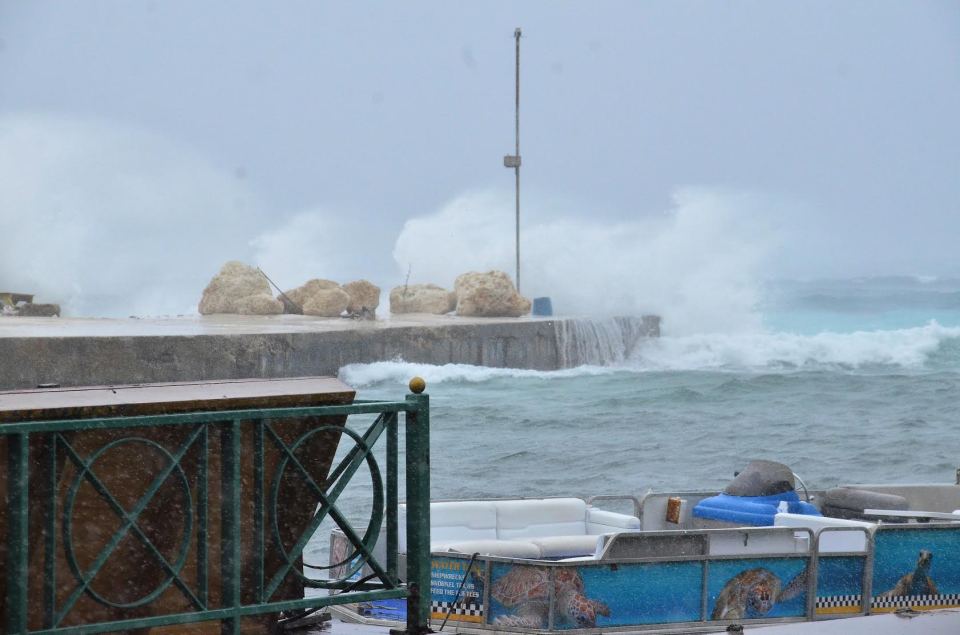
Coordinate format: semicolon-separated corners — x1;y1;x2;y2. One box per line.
1;1;959;316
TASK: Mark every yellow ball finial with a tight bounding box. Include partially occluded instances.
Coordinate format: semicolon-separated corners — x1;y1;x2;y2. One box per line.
409;376;426;394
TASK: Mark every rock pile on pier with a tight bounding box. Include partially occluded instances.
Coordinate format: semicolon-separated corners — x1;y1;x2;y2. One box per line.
0;291;61;318
389;284;457;315
343;280;381;315
389;271;530;317
283;279;349;317
198;261;283;315
198;262;529;318
454;270;531;317
199;263;381;318
280;279;380;317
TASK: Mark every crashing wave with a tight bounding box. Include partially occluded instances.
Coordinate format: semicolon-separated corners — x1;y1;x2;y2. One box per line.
340;321;960;387
631;321;960;371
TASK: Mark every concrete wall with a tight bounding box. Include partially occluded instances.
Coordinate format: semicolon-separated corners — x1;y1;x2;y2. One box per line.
0;316;659;390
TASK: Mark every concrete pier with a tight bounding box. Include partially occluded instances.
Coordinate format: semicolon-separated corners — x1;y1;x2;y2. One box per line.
0;314;659;390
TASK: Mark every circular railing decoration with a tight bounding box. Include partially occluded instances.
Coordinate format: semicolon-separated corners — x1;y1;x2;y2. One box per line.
63;437;194;608
269;424;384;588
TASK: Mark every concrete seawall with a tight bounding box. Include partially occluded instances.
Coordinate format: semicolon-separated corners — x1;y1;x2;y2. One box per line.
0;314;659;390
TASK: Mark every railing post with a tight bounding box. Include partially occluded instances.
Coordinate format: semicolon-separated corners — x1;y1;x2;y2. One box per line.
6;432;30;634
404;386;431;635
220;420;242;635
386;413;399;583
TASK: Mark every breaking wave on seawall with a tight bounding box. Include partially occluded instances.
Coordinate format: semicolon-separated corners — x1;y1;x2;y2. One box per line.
339;321;960;387
633;321;960;371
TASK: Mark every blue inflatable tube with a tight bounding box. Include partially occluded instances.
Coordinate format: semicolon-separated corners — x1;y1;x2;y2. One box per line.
693;491;821;526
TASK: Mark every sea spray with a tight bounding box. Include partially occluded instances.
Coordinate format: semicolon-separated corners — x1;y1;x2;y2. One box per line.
4;119;774;327
0;114;262;317
392;187;774;334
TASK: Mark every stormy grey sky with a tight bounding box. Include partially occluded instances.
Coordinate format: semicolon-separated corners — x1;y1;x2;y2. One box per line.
1;1;959;318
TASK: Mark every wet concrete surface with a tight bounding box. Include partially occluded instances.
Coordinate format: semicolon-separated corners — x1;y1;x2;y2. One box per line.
0;313;554;338
0;314;568;389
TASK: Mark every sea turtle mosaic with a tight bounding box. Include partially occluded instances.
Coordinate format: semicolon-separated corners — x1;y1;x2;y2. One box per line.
711;566;807;620
880;549;939;597
489;566;610;628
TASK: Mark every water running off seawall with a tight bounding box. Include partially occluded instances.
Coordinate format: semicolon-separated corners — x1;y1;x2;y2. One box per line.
554;315;661;367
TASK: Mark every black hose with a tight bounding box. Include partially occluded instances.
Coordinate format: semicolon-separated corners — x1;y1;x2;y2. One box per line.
439;553;480;632
278;572;378;628
278;605;325;628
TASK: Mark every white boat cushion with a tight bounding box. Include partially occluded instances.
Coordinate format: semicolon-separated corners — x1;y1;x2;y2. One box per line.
774;512;873;553
586;508;641;534
495;498;588;540
443;539;541;559
399;500;498;553
531;535;605;558
398;498;639;555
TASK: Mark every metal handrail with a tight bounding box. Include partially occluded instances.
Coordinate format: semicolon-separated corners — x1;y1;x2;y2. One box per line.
2;390;432;635
586;494;644;518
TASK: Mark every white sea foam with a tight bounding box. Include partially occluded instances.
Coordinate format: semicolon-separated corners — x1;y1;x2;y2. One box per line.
340;322;960;387
632;321;960;371
338;360;616;388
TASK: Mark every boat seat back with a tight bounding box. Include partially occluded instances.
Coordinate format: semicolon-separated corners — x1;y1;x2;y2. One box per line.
496;498;588;540
821;487;908;521
774;512;872;552
399;500;498;553
836;484;960;514
398;497;640;556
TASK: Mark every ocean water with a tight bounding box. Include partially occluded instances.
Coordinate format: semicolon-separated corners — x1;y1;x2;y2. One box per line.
304;277;960;571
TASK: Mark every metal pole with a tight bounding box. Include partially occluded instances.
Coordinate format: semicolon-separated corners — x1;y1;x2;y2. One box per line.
514;27;521;294
404;392;431;634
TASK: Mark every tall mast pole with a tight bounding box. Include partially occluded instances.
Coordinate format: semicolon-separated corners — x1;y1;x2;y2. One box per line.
503;27;521;293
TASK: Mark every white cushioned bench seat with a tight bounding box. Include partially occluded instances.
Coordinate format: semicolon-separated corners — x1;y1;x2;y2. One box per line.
398;497;640;559
431;500;498;545
441;539;541;559
496;498;589;540
531;535;605;558
774;512;873;553
399;500;498;553
588;508;641;534
441;536;606;559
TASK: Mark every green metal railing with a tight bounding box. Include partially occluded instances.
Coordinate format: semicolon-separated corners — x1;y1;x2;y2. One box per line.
2;392;431;635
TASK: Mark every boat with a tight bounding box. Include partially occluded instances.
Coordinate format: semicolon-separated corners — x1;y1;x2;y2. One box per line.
326;459;960;633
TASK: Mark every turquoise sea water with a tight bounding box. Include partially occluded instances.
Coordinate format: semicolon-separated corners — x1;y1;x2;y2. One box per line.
305;277;960;572
344;277;960;496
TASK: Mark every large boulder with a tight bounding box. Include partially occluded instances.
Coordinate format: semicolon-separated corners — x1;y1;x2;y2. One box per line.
390;284;457;315
303;288;350;317
454;270;531;317
282;279;339;309
283;279;350;317
343;280;381;314
235;294;285;315
199;261;283;315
